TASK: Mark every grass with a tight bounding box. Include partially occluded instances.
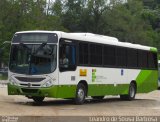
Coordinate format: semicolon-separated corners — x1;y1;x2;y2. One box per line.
0;74;8;80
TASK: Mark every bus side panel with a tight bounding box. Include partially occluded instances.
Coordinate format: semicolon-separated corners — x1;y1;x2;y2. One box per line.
56;85;76;98
78;67;130;96
136;70;158;93
88;84;129;96
58;71;77;98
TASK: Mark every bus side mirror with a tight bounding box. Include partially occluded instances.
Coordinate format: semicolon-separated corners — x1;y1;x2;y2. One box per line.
0;41;11;53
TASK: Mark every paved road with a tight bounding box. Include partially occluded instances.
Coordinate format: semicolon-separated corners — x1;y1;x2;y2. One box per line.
0;85;160;117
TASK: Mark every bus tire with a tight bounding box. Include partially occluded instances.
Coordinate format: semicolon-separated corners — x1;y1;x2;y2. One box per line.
120;82;136;101
32;96;45;104
92;96;104;100
74;83;86;105
128;82;136;100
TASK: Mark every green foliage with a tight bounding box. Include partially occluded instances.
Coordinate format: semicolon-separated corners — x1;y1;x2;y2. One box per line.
103;0;155;45
0;74;8;80
0;0;160;67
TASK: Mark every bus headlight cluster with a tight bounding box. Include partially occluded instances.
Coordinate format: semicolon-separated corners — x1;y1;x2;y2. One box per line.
9;78;18;86
42;80;53;87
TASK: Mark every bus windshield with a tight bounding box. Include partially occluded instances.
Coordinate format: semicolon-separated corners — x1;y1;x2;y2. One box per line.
9;44;57;75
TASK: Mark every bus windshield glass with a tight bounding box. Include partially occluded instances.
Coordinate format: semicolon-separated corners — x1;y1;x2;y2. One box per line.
9;44;57;75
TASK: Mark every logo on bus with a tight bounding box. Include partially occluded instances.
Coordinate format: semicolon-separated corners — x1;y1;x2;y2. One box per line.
28;83;31;87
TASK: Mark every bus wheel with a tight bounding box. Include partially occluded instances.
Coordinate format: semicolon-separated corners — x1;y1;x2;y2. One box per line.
120;82;136;101
92;96;104;100
75;83;86;105
128;82;136;100
32;96;45;104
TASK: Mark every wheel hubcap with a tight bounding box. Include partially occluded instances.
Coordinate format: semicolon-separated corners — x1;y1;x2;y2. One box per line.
78;88;84;101
130;86;135;98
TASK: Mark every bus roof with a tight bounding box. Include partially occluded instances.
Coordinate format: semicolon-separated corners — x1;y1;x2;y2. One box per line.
15;30;157;52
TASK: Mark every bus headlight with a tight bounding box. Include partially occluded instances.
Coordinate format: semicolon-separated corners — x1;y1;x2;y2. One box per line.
42;80;53;87
9;78;18;86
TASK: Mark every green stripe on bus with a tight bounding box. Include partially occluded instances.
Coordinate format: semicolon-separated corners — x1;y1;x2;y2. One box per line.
8;83;129;98
150;47;158;52
8;83;76;98
136;70;158;93
88;84;129;96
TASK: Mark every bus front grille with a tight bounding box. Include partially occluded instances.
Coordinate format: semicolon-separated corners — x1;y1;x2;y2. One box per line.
20;84;41;87
15;77;45;82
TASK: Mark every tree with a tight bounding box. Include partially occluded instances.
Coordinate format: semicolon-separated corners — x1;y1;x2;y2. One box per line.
60;0;84;31
1;0;160;64
80;0;108;33
100;0;156;47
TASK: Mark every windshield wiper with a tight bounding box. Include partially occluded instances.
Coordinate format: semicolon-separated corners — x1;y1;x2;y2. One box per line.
33;42;47;55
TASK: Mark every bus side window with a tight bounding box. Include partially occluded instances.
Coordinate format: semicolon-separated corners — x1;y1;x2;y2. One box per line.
59;43;76;72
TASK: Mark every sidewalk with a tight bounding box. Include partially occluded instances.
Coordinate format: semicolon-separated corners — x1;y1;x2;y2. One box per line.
0;80;8;88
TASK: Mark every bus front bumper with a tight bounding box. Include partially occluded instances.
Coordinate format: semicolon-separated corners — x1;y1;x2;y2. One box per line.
7;83;58;97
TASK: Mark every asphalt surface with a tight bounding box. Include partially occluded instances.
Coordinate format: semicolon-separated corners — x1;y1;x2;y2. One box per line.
0;84;160;117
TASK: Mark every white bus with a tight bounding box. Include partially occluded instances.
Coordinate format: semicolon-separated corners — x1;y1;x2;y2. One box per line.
8;31;158;104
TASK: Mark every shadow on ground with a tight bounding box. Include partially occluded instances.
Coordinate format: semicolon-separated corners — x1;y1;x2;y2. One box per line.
11;97;158;107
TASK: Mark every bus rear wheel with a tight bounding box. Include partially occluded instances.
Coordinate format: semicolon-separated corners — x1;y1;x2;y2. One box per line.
32;96;45;104
74;83;86;105
120;82;136;101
